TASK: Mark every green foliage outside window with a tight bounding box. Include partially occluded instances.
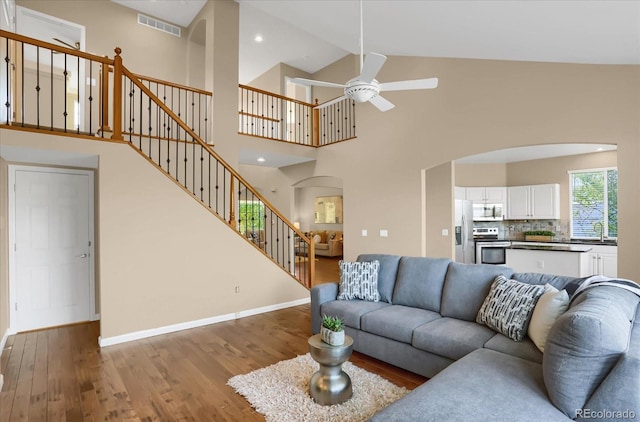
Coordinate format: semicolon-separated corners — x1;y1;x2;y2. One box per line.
239;200;266;234
570;168;617;239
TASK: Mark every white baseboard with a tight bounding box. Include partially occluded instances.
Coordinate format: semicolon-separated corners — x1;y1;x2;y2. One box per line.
0;328;11;393
98;297;310;348
0;328;10;354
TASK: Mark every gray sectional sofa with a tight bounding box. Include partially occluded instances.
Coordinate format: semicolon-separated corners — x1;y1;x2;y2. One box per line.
310;254;640;421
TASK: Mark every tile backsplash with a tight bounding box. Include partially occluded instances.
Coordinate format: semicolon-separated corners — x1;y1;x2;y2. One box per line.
474;220;571;241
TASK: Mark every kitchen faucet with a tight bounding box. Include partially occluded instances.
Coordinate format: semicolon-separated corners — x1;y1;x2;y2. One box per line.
593;221;604;242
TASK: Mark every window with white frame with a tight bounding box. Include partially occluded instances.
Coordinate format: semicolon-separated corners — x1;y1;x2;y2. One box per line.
569;168;617;239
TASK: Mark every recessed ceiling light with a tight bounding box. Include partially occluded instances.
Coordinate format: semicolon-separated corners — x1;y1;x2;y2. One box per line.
257;157;266;163
254;34;263;43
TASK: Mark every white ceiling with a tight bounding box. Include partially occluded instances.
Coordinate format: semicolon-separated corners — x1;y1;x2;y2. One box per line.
238;0;640;83
111;0;640;84
110;0;207;28
108;0;634;167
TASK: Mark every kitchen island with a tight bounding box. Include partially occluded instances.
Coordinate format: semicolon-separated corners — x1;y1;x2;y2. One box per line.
506;244;592;277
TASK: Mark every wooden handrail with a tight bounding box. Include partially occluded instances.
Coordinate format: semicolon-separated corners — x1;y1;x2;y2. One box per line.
134;73;213;97
239;84;315;108
239;110;281;123
121;65;310;241
0;30;113;65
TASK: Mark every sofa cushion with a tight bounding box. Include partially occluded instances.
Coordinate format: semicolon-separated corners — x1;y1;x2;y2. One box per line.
360;305;441;344
543;287;637;418
412;317;495;360
337;260;380;301
484;333;543;363
440;262;514;322
392;257;451;312
512;272;580;291
320;300;390;330
315;243;329;250
476;275;545;341
369;348;570;422
528;285;569;352
357;254;401;303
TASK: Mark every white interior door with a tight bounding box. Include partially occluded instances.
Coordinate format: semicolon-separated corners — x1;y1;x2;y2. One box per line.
10;166;94;332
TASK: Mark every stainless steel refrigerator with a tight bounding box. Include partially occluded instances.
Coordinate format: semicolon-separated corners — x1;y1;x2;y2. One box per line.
455;200;474;264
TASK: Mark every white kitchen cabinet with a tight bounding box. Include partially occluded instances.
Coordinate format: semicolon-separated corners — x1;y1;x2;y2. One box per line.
506;184;559;219
465;187;506;204
586;245;618;277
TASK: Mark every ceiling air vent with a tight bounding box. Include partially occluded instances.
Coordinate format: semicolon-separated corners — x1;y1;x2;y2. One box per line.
137;14;181;37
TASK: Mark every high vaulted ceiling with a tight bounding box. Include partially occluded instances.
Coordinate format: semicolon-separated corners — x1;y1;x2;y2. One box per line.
111;1;640;84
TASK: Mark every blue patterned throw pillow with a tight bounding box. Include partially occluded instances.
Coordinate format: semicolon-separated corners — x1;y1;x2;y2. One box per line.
337;260;380;302
476;275;545;341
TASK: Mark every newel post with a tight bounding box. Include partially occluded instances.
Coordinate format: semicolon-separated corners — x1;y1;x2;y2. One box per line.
111;47;123;141
312;98;320;147
308;240;316;287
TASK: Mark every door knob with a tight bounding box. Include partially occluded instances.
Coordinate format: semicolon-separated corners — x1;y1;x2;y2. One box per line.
77;253;88;258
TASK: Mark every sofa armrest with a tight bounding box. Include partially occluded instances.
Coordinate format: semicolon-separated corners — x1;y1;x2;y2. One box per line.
329;239;343;256
310;283;339;334
579;350;639;419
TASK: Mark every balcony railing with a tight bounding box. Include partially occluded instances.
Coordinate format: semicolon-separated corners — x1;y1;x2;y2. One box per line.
238;85;356;147
1;29;314;288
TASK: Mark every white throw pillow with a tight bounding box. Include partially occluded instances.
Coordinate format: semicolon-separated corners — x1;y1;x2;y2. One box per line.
528;284;570;352
313;234;321;243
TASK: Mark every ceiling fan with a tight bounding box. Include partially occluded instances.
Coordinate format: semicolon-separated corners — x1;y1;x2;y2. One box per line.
291;1;438;112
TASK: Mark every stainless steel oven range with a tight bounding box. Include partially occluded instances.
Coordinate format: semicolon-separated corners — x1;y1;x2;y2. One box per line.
473;227;511;265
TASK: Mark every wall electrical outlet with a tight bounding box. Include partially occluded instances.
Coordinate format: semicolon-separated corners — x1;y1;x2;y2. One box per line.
362;229;368;237
537;260;545;269
442;229;449;236
380;229;388;237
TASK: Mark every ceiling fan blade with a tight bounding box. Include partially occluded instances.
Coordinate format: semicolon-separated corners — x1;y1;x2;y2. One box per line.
52;37;79;50
290;78;345;89
359;53;387;83
315;95;348;109
369;95;395;112
379;78;439;92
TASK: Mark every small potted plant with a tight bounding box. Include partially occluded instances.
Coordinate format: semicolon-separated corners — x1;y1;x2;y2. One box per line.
321;314;345;346
524;230;556;242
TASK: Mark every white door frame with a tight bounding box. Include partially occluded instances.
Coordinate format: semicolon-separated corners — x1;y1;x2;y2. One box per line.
8;164;97;334
15;6;87;131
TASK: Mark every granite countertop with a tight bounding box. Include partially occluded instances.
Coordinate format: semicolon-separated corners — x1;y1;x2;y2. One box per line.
508;244;592;253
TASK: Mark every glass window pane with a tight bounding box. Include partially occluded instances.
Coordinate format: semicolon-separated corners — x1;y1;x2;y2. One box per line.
607;169;618;237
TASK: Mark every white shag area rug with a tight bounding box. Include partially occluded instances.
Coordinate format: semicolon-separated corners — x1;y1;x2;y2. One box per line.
227;353;409;422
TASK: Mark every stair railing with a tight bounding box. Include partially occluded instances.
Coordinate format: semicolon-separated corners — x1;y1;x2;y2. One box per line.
0;29;314;288
114;50;314;287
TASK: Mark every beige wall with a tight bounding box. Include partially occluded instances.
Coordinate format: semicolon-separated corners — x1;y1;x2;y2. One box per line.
455;163;507;186
455;150;617;221
424;162;454;259
17;0;190;84
282;55;639;279
0;129;308;339
0;157;8;340
507;150;617;221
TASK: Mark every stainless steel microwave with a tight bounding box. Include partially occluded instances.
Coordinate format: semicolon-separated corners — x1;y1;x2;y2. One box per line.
472;203;503;221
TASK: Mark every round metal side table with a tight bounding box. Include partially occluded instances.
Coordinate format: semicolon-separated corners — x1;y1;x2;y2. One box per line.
308;333;354;405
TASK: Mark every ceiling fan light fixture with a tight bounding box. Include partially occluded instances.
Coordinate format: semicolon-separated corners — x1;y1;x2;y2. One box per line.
345;79;380;103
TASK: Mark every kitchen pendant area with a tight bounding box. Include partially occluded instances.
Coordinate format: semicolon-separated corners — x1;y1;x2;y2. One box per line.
453;144;618;278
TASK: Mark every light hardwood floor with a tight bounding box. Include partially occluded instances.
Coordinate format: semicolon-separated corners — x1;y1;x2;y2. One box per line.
1;304;426;421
